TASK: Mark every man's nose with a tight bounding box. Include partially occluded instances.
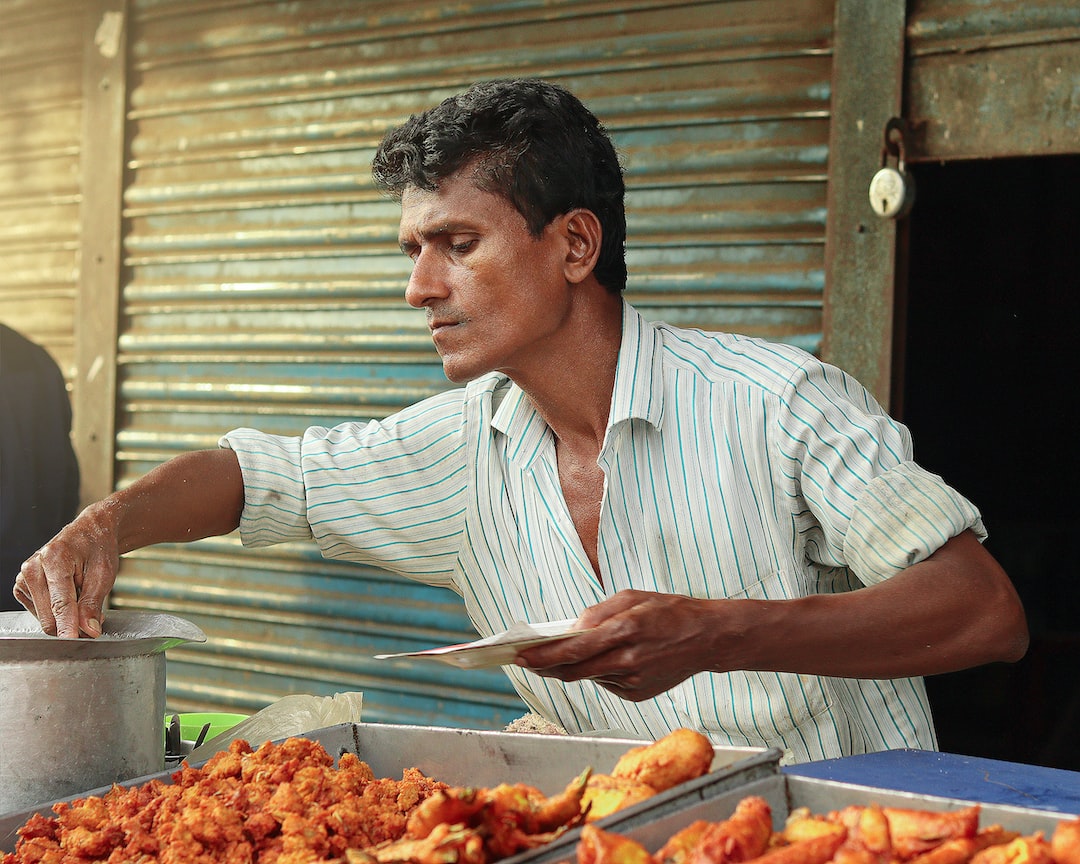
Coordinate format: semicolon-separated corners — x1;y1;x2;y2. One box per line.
404;249;449;308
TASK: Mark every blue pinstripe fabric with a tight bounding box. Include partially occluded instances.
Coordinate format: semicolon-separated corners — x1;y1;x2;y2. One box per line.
221;302;983;763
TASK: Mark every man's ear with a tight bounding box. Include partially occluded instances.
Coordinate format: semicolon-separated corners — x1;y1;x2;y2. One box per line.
561;208;603;284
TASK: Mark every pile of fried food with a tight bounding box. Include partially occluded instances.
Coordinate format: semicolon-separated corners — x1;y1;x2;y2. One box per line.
1;728;715;864
577;795;1080;864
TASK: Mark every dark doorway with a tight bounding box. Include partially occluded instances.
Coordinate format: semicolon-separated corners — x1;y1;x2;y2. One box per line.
901;154;1080;770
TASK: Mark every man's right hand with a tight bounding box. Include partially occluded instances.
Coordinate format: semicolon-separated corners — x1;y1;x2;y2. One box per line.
12;448;246;640
14;499;120;639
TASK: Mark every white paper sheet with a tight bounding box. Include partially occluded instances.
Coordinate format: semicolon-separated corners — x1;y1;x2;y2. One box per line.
374;619;587;669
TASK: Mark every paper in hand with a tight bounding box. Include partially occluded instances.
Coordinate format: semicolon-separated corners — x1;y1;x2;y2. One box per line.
374;619;587;669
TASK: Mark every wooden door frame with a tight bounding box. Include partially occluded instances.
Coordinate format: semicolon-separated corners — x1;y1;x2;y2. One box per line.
821;0;908;412
74;0;127;506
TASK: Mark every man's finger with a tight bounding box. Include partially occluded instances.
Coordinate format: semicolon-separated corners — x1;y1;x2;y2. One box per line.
18;555;58;635
78;597;105;638
13;571;36;616
38;545;81;639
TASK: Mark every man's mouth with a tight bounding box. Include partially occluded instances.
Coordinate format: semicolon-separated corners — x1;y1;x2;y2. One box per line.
430;321;456;337
428;315;466;337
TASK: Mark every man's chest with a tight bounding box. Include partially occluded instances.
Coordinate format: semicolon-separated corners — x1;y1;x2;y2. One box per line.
482;426;791;604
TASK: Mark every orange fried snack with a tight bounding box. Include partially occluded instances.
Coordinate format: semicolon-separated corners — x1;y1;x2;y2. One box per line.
1052;817;1080;864
883;805;981;860
905;829;1020;864
686;795;774;864
347;821;488;864
583;775;660;823
578;823;655;864
385;767;592;863
831;804;980;860
3;737;447;864
610;729;715;794
753;828;848;864
971;835;1054;864
569;794;1080;864
656;821;716;864
578;728;714;824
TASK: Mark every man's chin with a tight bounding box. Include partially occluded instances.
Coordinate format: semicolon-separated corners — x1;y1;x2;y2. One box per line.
440;358;485;384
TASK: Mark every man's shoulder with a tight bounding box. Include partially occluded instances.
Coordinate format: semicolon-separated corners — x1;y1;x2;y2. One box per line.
649;319;817;393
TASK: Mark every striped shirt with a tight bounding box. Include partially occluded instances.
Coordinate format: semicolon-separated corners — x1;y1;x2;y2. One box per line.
221;301;984;763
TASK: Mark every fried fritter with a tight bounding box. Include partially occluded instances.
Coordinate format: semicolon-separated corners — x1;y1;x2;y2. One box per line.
610;729;715;793
2;738;446;864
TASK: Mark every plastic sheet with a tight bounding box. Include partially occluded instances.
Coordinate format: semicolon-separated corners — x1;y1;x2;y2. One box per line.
187;691;365;761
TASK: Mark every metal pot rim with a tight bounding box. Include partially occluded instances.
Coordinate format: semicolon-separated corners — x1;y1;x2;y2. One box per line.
0;610;206;660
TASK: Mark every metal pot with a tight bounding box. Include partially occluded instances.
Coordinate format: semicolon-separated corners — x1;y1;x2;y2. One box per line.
0;610;205;814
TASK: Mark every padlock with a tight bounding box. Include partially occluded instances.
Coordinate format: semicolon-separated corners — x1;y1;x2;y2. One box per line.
868;118;915;219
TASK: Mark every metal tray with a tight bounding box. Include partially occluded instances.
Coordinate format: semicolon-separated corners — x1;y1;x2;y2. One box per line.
0;721;770;853
511;771;1076;864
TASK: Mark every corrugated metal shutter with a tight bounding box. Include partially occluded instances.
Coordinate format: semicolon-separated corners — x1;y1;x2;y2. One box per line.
905;0;1080;160
0;0;83;381
110;0;836;728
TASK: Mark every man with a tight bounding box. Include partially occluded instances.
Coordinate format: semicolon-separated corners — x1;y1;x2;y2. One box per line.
14;80;1027;763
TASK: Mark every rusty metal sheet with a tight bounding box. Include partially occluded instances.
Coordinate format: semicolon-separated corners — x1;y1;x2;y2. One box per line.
906;42;1080;161
905;1;1080;161
92;0;840;728
0;0;84;376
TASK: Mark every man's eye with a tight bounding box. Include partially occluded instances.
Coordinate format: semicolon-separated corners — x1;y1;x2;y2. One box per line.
449;239;476;254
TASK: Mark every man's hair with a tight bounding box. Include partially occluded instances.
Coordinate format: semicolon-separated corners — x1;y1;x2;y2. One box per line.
372;79;627;294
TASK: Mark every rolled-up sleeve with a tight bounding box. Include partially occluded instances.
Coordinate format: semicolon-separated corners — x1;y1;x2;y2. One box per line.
219;427;314;546
845;461;985;583
776;357;985;585
218;388;472;583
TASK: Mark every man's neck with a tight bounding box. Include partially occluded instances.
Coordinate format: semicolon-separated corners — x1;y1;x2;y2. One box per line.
511;292;623;452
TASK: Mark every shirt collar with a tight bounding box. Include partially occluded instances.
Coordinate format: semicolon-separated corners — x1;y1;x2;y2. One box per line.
609;300;665;429
490;300;666;468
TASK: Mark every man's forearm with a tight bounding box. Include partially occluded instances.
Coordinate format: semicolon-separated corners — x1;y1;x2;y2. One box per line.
729;530;1028;680
106;448;246;553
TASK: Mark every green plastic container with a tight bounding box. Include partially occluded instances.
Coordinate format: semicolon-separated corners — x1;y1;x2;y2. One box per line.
165;712;248;745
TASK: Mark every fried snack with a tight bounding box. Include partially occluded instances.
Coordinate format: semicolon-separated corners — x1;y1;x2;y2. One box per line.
397;768;591;862
832;804;980;860
583;774;660;822
349;821;488;864
687;795;774;864
656;821;716;864
4;737;444;864
831;847;884;864
610;729;715;793
571;794;1079;864
844;803;892;858
577;728;713;824
1052;818;1080;864
783;809;849;845
578;823;655;864
886;805;981;859
971;835;1054;864
907;828;1023;864
1;737;596;864
752;828;848;864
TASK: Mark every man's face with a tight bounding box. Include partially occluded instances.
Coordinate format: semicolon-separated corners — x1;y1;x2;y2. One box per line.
398;172;572;384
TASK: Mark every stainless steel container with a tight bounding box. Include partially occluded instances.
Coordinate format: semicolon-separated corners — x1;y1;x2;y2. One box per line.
1;722;770;850
538;771;1075;861
0;610;205;814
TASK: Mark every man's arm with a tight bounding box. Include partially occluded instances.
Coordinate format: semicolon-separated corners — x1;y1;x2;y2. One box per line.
13;448;245;640
516;529;1028;701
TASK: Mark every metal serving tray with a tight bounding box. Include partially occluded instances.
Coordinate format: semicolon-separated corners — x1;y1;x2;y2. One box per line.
507;770;1077;864
0;721;770;853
